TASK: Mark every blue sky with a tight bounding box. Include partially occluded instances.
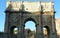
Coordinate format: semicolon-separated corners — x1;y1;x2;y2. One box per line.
0;0;60;32
25;21;36;31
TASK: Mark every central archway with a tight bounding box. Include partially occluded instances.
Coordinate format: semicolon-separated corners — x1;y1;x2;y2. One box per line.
24;18;36;38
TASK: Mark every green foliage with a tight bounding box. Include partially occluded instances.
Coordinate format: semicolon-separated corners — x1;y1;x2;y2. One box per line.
25;29;36;37
14;30;18;33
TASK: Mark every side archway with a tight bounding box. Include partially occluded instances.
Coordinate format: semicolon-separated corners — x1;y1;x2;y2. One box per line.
10;26;18;35
43;26;50;38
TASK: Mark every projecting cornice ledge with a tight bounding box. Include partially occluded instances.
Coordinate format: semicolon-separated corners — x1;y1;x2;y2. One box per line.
4;9;31;13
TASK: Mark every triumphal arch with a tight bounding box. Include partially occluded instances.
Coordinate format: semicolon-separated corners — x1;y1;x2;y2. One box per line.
4;0;57;38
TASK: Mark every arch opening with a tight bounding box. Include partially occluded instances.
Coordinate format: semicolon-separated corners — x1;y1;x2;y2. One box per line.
25;21;36;31
10;26;18;35
43;26;50;38
24;18;36;38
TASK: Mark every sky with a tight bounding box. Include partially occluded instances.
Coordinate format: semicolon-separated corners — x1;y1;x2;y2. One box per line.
25;21;36;31
0;0;60;32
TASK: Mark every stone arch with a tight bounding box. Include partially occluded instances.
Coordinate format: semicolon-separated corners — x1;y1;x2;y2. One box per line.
24;18;36;24
44;26;50;34
10;26;18;35
24;18;37;27
24;18;37;38
43;26;50;38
